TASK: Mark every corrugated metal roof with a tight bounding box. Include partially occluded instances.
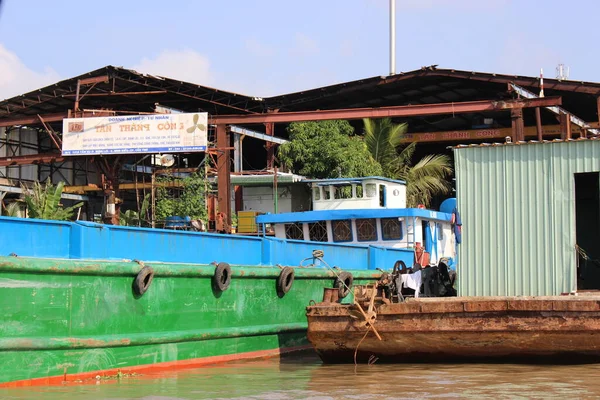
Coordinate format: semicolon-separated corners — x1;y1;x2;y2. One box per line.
257;208;451;224
454;139;600;296
452;137;600;149
302;176;406;185
0;65;265;119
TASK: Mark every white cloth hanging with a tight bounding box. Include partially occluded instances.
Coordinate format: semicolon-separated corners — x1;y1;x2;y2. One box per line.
401;270;422;298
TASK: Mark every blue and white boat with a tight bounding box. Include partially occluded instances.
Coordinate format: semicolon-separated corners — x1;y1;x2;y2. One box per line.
257;177;458;268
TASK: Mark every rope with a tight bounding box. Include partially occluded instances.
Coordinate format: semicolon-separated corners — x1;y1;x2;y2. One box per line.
354;325;372;366
302;250;383;367
298;250;353;294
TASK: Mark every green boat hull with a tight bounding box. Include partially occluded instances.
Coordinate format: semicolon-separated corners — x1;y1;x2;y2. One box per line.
0;257;380;386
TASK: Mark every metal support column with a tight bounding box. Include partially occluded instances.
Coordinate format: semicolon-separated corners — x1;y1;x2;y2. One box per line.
233;132;243;173
234;186;243;213
559;112;570;140
265;122;275;169
535;107;543;141
216;124;231;233
390;0;396;76
273;166;278;214
100;157;122;225
511;108;524;141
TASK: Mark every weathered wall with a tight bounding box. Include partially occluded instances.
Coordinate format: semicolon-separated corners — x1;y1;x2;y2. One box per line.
0;127;38;181
240;186;297;214
0;126;92;186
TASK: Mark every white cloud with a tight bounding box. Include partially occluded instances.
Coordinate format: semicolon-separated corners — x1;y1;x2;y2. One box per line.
132;48;214;87
0;43;61;101
132;48;265;96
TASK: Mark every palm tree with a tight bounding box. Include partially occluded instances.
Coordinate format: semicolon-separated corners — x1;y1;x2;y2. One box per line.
363;117;453;207
5;202;23;217
0;192;22;217
21;181;83;221
363;118;407;177
394;143;453;208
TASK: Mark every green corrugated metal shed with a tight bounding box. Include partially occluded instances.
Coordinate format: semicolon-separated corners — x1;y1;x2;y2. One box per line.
454;139;600;297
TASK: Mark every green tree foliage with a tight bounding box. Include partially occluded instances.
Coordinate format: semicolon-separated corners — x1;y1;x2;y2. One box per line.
278;118;453;208
21;181;83;221
363;118;453;207
278;120;382;179
120;193;151;227
155;172;208;222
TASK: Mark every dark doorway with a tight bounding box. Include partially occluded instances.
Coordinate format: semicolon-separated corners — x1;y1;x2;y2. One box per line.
379;185;386;207
422;220;432;255
575;172;600;290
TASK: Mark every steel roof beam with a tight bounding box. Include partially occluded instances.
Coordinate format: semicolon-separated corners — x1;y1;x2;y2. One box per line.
113;76;257;114
509;83;599;135
0;152;65;166
0;112;68;127
211;97;562;125
429;70;600;95
0;184;89;201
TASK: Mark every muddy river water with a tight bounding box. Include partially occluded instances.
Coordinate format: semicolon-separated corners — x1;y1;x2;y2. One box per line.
3;353;600;399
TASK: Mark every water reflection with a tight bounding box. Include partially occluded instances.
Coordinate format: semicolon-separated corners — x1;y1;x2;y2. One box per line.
3;353;600;399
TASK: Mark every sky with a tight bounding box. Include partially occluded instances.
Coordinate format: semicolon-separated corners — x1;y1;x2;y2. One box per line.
0;0;598;101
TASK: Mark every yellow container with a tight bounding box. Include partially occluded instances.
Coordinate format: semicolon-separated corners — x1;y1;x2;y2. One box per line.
237;211;262;233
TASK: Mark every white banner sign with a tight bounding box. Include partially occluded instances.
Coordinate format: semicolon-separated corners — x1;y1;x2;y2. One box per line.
62;113;208;155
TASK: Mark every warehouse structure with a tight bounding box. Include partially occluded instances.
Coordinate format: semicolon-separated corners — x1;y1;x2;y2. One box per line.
0;65;598;228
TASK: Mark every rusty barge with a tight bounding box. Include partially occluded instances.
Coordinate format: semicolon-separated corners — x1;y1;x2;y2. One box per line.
307;288;600;364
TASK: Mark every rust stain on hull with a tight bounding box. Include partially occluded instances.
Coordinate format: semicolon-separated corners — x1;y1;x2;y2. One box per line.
307;296;600;364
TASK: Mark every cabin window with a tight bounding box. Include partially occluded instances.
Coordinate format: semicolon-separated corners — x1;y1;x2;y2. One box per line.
313;187;321;201
365;183;377;198
356;185;363;198
381;218;402;240
308;221;328;242
437;223;444;241
335;185;353;199
356;218;377;241
285;223;304;240
323;187;331;200
332;220;353;242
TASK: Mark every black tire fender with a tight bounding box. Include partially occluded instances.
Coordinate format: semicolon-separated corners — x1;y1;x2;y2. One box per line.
134;266;154;296
277;267;295;295
393;260;408;274
213;262;232;291
335;271;353;299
